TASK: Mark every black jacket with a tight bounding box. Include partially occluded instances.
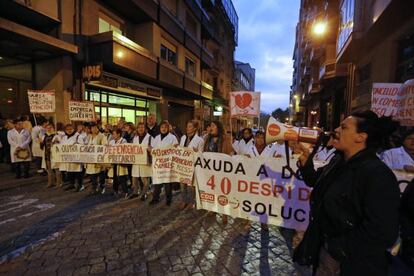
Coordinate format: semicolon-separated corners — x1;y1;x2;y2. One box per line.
293;149;400;276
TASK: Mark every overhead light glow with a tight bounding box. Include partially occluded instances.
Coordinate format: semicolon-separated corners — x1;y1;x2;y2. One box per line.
313;22;327;35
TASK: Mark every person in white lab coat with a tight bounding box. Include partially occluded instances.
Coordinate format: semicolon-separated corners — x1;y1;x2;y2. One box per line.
233;128;254;155
313;135;336;163
150;120;179;206
60;124;85;192
179;120;204;209
31;118;47;174
86;123;108;195
108;129;129;198
131;122;153;201
245;131;276;158
382;130;414;170
7;119;32;178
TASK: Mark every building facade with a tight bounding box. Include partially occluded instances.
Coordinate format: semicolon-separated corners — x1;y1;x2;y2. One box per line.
233;61;255;91
0;0;238;133
291;0;414;130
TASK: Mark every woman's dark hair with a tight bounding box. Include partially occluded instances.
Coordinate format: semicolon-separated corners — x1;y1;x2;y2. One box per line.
159;120;170;129
255;131;265;139
242;128;253;136
351;110;399;150
211;120;224;137
112;128;123;136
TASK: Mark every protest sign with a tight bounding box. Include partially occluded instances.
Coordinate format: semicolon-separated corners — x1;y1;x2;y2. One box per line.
27;90;55;113
52;144;148;165
68;100;96;122
371;79;414;126
194;153;311;231
151;147;195;185
230;91;261;117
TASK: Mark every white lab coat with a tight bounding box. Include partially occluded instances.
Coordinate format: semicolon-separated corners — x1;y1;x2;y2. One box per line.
59;133;84;172
108;138;128;177
273;142;292;158
85;133;108;175
78;131;89;144
132;134;152;177
246;144;277;158
7;128;32;163
179;134;204;152
381;146;414;170
233;138;254;155
152;133;179;149
31;125;45;157
314;147;336;162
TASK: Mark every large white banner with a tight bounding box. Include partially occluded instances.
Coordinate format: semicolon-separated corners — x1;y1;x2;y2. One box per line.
230;91;261;117
69;100;96;122
195;153;311;231
151;147;195;185
52;144;148;165
371;79;414;126
28;90;55;113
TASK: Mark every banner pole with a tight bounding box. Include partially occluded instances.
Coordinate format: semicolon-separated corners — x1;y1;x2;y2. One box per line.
33;114;38;126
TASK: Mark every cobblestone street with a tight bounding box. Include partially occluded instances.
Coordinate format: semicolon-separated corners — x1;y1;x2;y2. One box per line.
0;164;312;276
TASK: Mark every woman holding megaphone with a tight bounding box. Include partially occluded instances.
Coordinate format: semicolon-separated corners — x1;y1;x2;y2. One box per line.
291;111;400;276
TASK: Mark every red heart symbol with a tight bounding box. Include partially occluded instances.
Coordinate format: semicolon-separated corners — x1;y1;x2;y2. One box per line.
235;93;252;109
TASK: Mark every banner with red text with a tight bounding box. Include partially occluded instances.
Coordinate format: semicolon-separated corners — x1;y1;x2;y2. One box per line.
51;144;148;165
68;100;96;122
230;91;261;117
28;90;55;113
151;147;195;185
371;79;414;126
195;153;311;231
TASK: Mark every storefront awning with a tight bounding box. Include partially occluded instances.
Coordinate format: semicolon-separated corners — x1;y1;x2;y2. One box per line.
0;18;78;60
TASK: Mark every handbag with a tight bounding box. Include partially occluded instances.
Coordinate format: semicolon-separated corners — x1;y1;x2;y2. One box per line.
15;148;30;160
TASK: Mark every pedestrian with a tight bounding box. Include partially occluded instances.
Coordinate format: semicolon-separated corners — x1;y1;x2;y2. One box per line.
108;129;129;198
60;124;85;192
245;131;276;158
400;177;414;269
381;129;414;171
76;123;88;144
0;119;10;163
40;123;62;188
7;118;32;179
233;128;254;155
146;113;160;138
31;117;47;174
179;120;204;210
21;115;33;133
150;120;178;206
85;123;108;195
131;122;152;200
293;110;400;276
313;134;336;163
203;121;232;223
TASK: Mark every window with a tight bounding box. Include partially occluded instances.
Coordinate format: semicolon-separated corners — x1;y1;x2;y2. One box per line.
161;44;177;65
185;57;196;77
99;12;122;35
355;63;371;98
396;34;414;82
186;11;197;37
108;94;135;106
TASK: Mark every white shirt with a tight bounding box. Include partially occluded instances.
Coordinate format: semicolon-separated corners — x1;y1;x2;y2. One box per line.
381;146;414;170
7;128;32;163
314;147;336;163
132;134;152;177
152;133;178;149
273;143;292;158
179;134;204;152
246;144;276;158
59;133;84;172
234;138;254;155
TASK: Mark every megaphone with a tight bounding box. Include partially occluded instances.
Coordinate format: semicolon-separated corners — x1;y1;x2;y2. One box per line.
265;116;321;144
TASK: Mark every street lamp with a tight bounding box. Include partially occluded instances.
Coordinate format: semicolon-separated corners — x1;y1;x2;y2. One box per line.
313;21;327;36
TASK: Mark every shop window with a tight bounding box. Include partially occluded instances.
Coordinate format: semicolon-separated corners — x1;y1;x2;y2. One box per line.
396;34;414;82
90;91;100;102
99;12;122;35
108;94;135;106
161;44;177;65
101;107;108;125
136;99;146;108
123;109;135;123
185;57;196;77
355;63;371;98
108;107;122;126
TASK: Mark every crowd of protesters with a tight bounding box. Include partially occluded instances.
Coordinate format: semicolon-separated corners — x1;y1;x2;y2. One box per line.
0;110;413;274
